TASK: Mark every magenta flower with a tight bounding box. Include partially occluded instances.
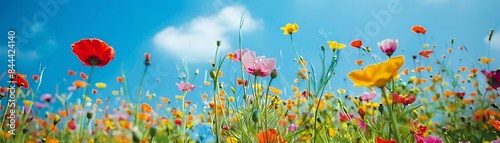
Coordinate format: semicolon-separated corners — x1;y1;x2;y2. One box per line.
176;81;195;92
492;138;500;143
339;112;354;122
288;124;298;132
34;102;47;109
40;93;55;103
232;48;250;62
377;39;398;56
241;50;276;77
481;69;500;90
359;91;377;101
414;134;442;143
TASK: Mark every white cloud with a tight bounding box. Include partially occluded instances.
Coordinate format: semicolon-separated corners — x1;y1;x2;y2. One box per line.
153;5;262;63
485;32;500;51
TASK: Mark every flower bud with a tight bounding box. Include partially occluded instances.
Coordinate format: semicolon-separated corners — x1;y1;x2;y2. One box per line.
53;114;60;125
144;52;151;66
149;126;158;137
320;45;325;51
270;69;278;79
87;111;93;119
217;41;221;47
252;110;259;123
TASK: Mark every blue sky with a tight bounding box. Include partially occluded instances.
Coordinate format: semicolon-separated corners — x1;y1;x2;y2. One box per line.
1;0;500;114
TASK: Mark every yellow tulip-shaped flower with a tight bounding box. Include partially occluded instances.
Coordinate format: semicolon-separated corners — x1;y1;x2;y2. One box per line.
327;41;346;50
280;23;299;35
348;55;405;88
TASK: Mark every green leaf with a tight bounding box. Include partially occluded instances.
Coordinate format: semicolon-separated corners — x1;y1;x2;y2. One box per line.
398;104;423;117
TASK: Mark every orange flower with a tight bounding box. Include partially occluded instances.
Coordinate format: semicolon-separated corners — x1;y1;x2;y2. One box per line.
73;80;87;88
411;25;427;34
419;49;434;58
376;137;397;143
355;59;363;65
459;66;467;72
401;68;409;75
68;69;76;76
350;39;363;48
140;103;153;113
71;38;115;67
161;97;170;103
80;72;88;79
257;128;287;143
116;76;124;83
492;119;500;131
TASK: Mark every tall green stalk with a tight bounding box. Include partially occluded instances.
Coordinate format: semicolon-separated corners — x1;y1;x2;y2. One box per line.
80;65;94;141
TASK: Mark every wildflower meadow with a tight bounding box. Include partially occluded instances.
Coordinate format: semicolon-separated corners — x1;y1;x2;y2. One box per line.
2;1;500;143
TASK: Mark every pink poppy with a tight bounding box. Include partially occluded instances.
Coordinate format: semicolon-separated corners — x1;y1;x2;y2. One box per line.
359;91;377;101
378;39;398;56
176;81;195;92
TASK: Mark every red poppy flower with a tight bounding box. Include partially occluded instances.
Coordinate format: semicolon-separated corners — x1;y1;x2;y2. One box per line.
411;25;427;34
71;38;115;67
12;73;29;89
408;119;428;136
350;39;363;48
419;50;434;58
393;92;416;105
376;137;397;143
68;69;76;76
32;75;39;81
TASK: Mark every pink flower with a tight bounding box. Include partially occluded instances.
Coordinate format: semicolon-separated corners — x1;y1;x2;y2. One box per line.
492;138;500;143
355;118;367;130
241;50;276;77
34;102;47;109
481;69;500;90
288;124;298;132
359;91;377;101
67;86;77;92
232;48;250;62
176;81;195;92
339;112;354;122
377;39;398;56
414;134;442;143
40;93;55;103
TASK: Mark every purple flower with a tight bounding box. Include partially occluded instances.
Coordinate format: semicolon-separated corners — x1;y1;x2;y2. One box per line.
68;86;77;92
232;48;250;62
241;50;276;77
414;134;443;143
481;69;500;90
377;39;398;56
34;102;47;109
40;93;55;103
288;124;298;132
115;112;129;120
176;81;195;92
359;91;377;101
492;138;500;143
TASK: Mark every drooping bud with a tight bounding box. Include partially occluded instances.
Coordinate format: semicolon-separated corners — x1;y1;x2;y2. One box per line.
217;41;221;47
320;45;325;51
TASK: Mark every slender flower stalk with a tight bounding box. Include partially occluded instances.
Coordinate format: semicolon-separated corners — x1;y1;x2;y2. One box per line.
79;65;94;141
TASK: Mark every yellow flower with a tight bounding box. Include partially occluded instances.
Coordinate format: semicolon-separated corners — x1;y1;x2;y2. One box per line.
23;100;33;106
280;23;299;35
327;41;346;50
112;90;119;96
269;86;282;95
348;55;405;87
95;82;106;89
480;57;494;64
228;96;235;102
226;137;238;143
328;128;337;137
337;88;346;94
423;43;429;48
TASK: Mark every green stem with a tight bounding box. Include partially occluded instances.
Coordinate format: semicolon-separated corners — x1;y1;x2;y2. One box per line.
263;78;274;140
80;65;95;141
382;88;401;142
289;34;302;67
133;66;149;125
180;90;188;142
